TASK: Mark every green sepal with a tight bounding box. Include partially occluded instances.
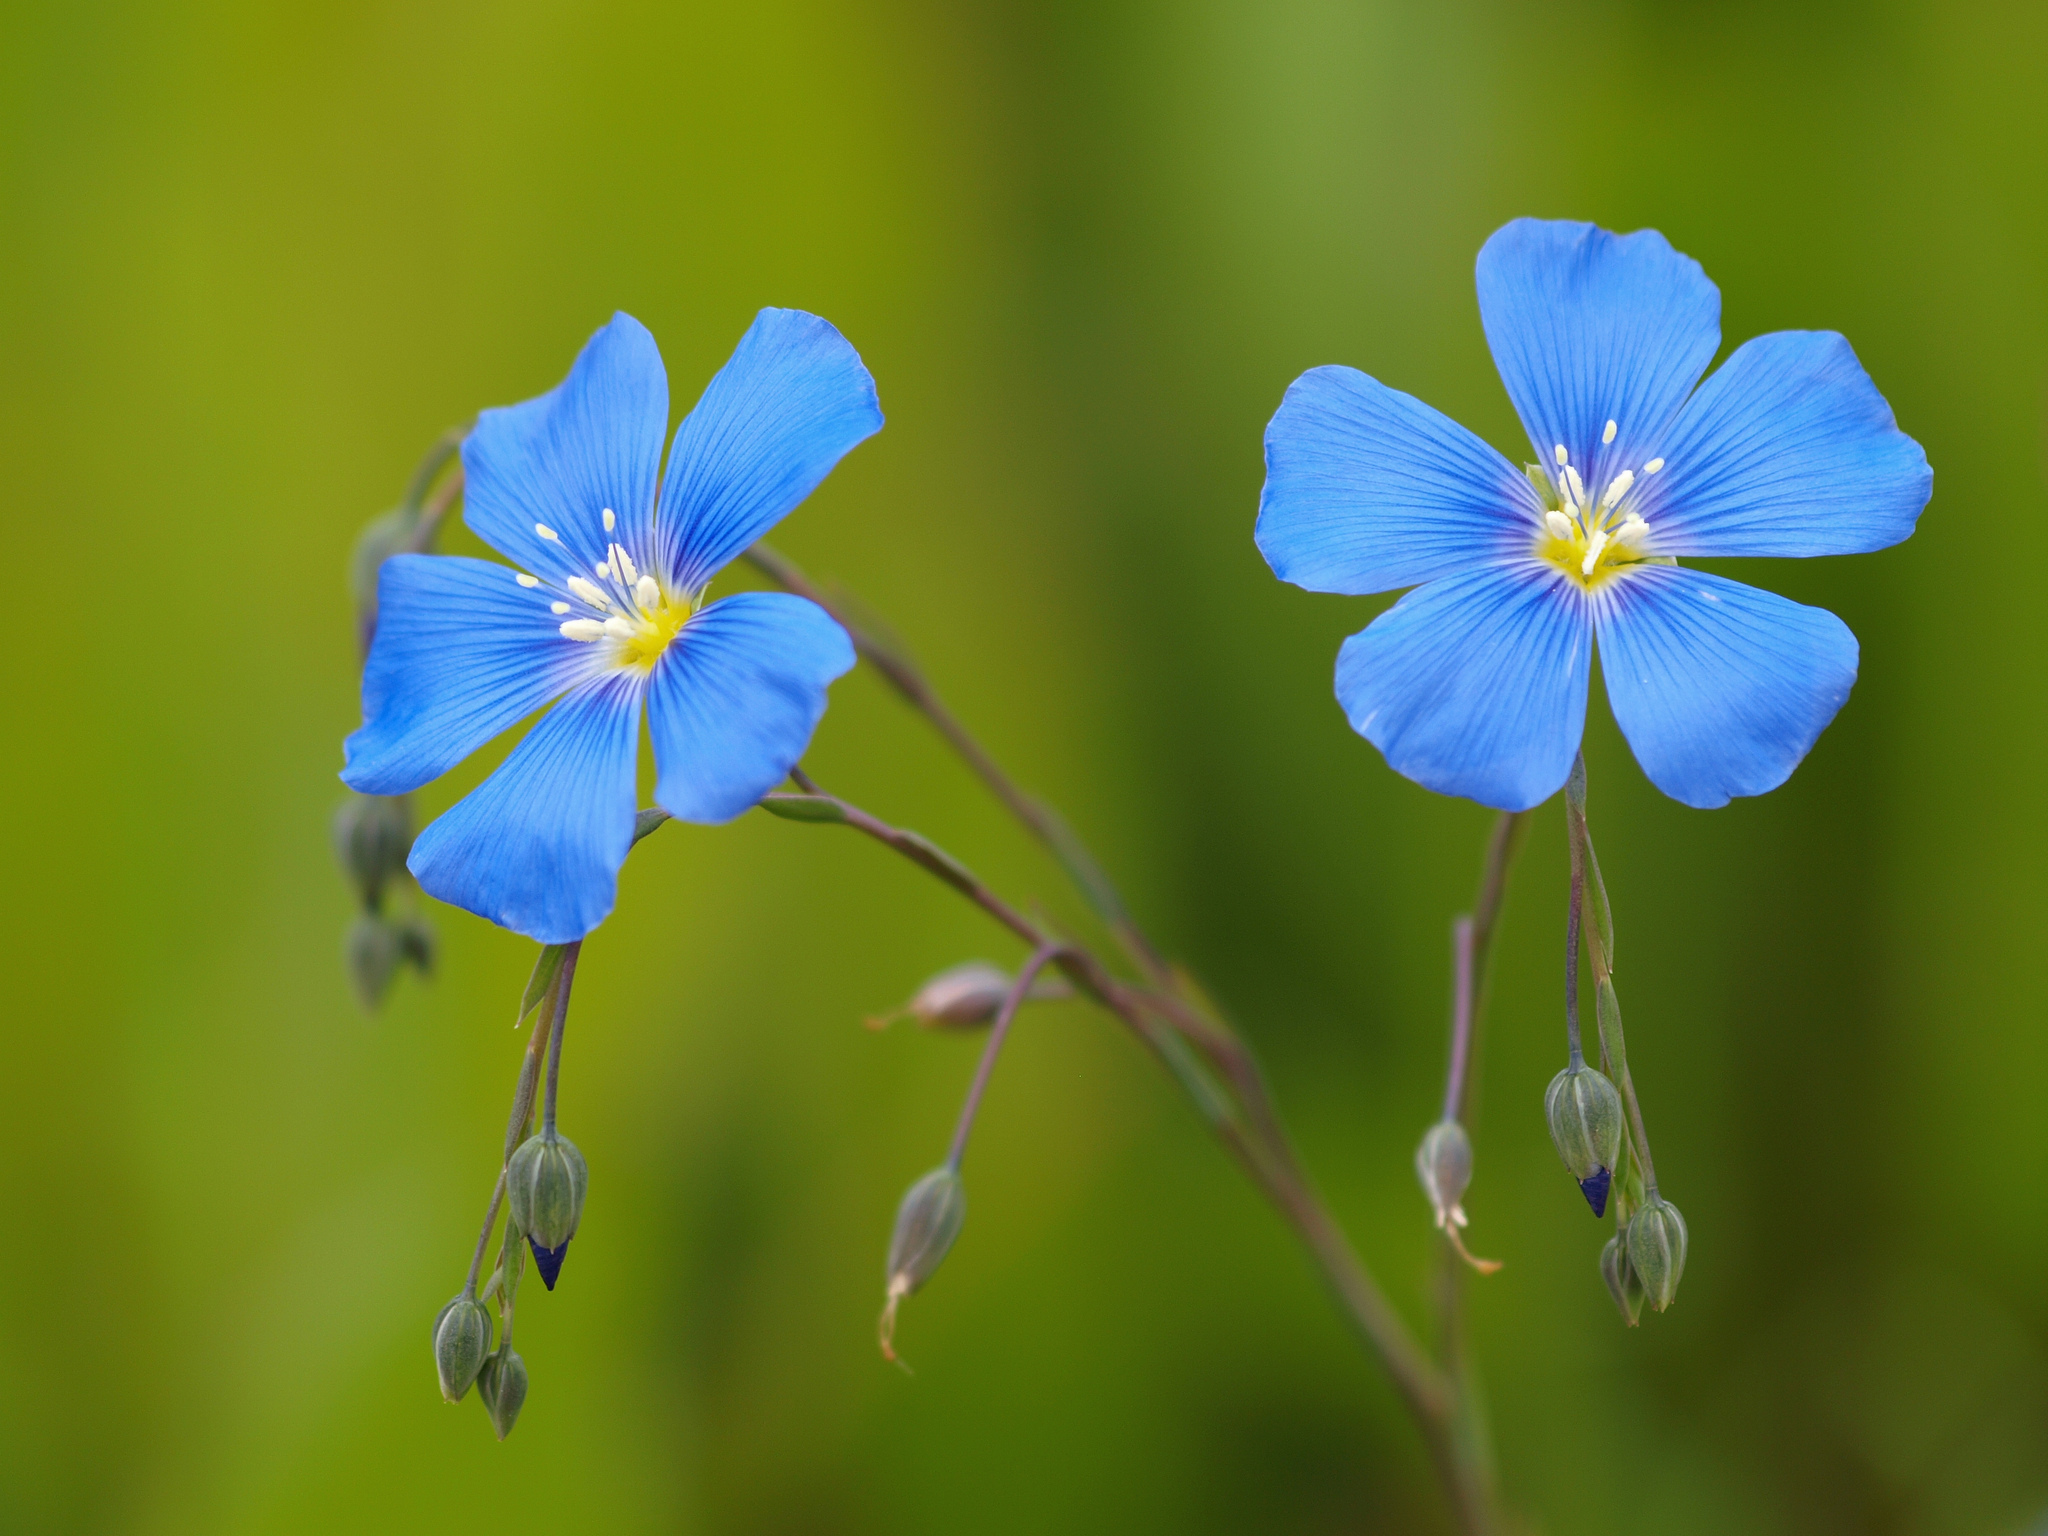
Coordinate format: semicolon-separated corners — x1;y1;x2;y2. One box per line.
518;945;568;1026
1524;463;1559;508
759;793;848;824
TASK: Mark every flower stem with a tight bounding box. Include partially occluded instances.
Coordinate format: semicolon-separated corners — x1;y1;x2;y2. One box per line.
946;943;1062;1171
541;942;580;1136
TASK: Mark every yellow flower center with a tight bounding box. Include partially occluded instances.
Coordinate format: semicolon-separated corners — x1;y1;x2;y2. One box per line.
522;513;696;674
1530;429;1669;590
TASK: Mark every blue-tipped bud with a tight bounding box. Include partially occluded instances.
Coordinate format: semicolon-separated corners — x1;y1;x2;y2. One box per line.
431;1295;492;1402
1599;1235;1643;1327
333;793;413;912
1413;1119;1473;1232
1544;1063;1624;1215
1625;1196;1688;1311
476;1349;529;1440
879;1166;967;1361
507;1130;588;1277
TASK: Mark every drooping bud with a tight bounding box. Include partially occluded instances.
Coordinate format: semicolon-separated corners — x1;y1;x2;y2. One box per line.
506;1130;587;1289
1544;1062;1624;1216
476;1349;529;1440
1413;1119;1472;1232
346;914;403;1009
1625;1196;1688;1311
395;913;436;977
879;1166;966;1361
1599;1235;1643;1327
333;793;413;912
431;1294;492;1402
867;961;1070;1031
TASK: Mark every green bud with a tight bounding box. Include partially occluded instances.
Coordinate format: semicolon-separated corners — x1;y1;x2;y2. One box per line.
346;914;403;1010
1599;1235;1643;1327
476;1349;529;1440
1545;1062;1623;1216
507;1130;588;1253
395;913;436;976
333;793;413;912
431;1294;492;1402
879;1166;966;1362
1625;1196;1688;1312
1413;1119;1472;1232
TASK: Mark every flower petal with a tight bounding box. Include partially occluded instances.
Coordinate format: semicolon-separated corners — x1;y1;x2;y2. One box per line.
1595;566;1858;809
648;591;856;823
342;554;599;795
407;673;644;943
657;309;882;593
1255;365;1544;595
461;312;669;581
1335;560;1592;811
1627;331;1931;558
1476;219;1720;491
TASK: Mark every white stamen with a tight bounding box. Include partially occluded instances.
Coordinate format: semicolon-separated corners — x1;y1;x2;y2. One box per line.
1624;514;1650;536
551;601;571;615
1554;444;1569;466
1602;419;1617;445
1544;510;1575;541
602;616;635;639
515;573;540;588
1580;529;1609;576
559;619;605;641
613;544;641;586
594;560;613;579
1563;465;1586;507
1600;469;1635;509
1644;457;1665;474
602;508;616;532
634;575;660;610
535;524;560;542
566;576;612;609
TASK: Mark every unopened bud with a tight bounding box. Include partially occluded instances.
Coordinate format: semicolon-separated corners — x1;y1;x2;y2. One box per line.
1625;1196;1688;1312
879;1166;966;1362
1545;1062;1623;1216
869;961;1070;1031
346;914;403;1009
431;1294;492;1402
333;793;413;912
396;913;436;976
507;1130;587;1288
1599;1235;1643;1326
476;1349;529;1440
1413;1120;1472;1232
349;507;412;648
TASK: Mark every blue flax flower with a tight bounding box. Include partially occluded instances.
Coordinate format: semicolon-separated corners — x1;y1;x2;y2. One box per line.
342;309;878;942
1255;219;1931;811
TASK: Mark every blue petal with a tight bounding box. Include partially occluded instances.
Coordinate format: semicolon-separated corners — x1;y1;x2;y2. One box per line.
647;591;856;822
1476;219;1720;491
1629;331;1932;558
1595;566;1858;809
461;313;668;582
407;674;644;943
1335;561;1592;811
656;309;882;593
1256;365;1544;595
343;554;599;795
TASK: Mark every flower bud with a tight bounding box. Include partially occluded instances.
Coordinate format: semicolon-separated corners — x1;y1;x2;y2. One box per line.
396;913;436;976
333;793;413;912
476;1349;529;1440
879;1166;966;1361
1544;1062;1623;1216
431;1294;492;1402
1413;1119;1472;1232
346;914;403;1010
1599;1235;1643;1327
1625;1196;1688;1312
869;961;1070;1031
507;1130;587;1288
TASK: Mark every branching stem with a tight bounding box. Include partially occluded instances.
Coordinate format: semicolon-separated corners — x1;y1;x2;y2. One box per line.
946;943;1062;1170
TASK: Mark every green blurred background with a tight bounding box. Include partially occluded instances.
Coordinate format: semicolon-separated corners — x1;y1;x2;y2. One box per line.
2;0;2043;1530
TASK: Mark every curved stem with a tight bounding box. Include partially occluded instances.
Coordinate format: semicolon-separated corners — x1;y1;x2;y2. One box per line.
541;942;580;1135
947;943;1061;1170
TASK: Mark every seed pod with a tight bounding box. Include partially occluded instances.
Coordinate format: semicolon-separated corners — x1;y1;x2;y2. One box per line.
332;793;413;912
507;1130;587;1288
346;914;404;1010
1413;1119;1473;1231
879;1167;967;1361
1545;1062;1624;1216
1599;1235;1643;1327
1626;1196;1688;1312
476;1349;529;1440
431;1294;492;1402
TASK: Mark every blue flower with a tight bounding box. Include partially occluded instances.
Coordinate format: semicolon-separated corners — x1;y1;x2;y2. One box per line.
342;309;878;942
1255;219;1931;811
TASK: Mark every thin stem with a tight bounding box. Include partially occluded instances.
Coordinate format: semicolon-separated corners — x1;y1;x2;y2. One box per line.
1442;811;1528;1126
1444;918;1475;1123
1564;843;1584;1065
400;424;468;519
465;1173;507;1296
541;941;581;1135
946;943;1061;1170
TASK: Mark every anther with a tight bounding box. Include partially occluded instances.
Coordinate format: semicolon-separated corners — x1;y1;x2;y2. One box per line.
1554;444;1569;466
1644;458;1665;474
602;508;616;532
634;575;660;610
566;576;612;609
1601;469;1635;509
1580;529;1609;576
515;574;540;588
602;616;634;639
559;619;605;642
613;545;641;586
535;524;561;542
1602;420;1617;445
551;601;570;615
1544;510;1575;541
1564;465;1587;508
